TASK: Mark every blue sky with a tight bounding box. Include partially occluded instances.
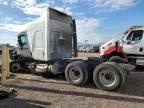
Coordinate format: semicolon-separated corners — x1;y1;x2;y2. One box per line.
0;0;143;45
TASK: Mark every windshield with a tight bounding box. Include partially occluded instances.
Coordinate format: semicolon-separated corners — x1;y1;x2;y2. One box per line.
120;29;129;41
18;33;28;46
121;33;126;41
126;30;143;41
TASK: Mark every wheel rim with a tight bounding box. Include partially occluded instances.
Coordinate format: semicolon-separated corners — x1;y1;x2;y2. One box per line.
69;67;81;82
98;69;117;87
11;63;21;72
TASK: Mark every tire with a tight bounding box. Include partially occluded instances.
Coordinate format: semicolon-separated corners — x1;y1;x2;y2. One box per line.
109;56;129;75
81;61;92;82
0;91;10;99
10;61;21;73
86;58;104;80
104;62;127;85
87;58;104;70
65;61;89;86
93;62;125;91
109;56;128;64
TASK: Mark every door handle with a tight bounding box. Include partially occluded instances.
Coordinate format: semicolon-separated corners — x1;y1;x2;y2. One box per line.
139;47;143;52
42;51;44;57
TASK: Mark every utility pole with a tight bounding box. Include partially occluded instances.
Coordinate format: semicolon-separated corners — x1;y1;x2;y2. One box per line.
1;45;10;84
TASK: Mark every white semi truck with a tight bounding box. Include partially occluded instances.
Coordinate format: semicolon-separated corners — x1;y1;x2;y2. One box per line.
100;26;144;66
10;8;133;91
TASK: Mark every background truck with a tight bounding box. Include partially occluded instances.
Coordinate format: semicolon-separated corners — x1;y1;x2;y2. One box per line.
10;8;133;91
100;26;144;66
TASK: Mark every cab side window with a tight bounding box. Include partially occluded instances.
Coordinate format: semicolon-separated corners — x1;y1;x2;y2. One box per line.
126;30;143;41
18;33;28;46
20;35;28;45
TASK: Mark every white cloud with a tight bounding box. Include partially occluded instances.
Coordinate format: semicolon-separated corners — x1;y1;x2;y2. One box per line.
77;18;100;32
0;0;55;16
62;0;138;12
12;0;37;7
3;1;8;5
0;0;9;6
62;0;79;4
62;0;92;4
94;0;137;11
0;23;23;32
54;6;73;15
5;17;12;21
0;35;17;45
76;18;122;43
45;0;55;5
11;0;52;16
0;0;72;16
0;16;42;32
0;33;9;36
76;18;101;43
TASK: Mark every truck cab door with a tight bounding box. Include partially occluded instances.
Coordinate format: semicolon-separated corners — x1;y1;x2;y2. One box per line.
18;33;31;58
32;31;45;61
123;30;144;55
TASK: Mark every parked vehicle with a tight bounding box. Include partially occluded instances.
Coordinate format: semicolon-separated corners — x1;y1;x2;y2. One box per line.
100;26;144;66
80;46;87;52
90;45;100;53
10;8;133;91
78;45;91;52
78;45;100;53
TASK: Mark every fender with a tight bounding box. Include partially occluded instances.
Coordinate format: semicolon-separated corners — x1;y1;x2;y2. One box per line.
102;44;128;61
102;45;117;57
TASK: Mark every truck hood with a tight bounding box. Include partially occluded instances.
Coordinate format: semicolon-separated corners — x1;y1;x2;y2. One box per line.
100;39;117;50
100;39;118;55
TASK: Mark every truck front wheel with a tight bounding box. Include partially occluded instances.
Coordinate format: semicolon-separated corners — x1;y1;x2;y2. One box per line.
109;56;127;63
65;61;89;86
93;62;125;91
10;61;21;73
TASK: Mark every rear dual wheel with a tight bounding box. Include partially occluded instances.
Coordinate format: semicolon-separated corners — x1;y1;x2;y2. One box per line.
65;60;126;91
93;62;126;91
65;61;89;86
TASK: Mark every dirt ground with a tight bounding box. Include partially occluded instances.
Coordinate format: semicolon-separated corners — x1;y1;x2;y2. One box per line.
1;53;144;108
